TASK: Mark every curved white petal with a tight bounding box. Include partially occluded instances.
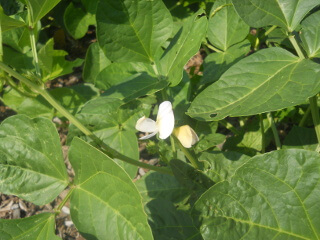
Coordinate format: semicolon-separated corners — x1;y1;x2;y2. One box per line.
157;101;174;139
174;125;199;148
135;116;158;133
139;131;158;140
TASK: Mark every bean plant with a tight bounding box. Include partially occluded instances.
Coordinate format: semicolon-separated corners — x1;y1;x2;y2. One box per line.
0;0;320;239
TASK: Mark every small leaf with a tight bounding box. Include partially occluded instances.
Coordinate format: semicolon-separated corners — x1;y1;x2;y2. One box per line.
159;9;207;86
283;126;317;151
193;149;320;239
83;42;111;84
38;38;83;82
102;73;168;103
199;151;250;182
63;2;95;39
0;115;68;205
300;10;320;58
146;199;201;240
96;0;172;63
26;0;61;26
188;47;320;121
207;0;249;51
202;40;250;85
135;171;190;204
0;6;25;32
0;213;60;240
69;138;153;240
232;0;319;31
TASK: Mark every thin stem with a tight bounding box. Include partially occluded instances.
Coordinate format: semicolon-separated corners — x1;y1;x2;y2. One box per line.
259;114;265;153
309;96;320;152
299;106;311;127
210;4;232;18
170;135;177;158
264;25;277;37
0;61;173;175
55;186;75;212
288;35;305;59
173;135;200;169
219;119;241;135
203;42;223;53
5;76;37;98
267;112;281;150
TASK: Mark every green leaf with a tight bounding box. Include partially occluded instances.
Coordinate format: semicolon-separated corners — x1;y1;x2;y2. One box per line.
83;42;111;84
95;62;154;90
67;97;150;178
207;0;249;51
232;0;319;31
159;10;207;86
0;213;60;240
96;0;173;63
202;40;250;85
193;149;320;239
0;6;25;32
2;45;34;71
102;73;168;103
26;0;61;26
38;38;83;82
69;138;153;240
301;10;320;58
63;2;95;39
0;115;68;205
199;151;250;182
146;199;201;240
283;126;318;151
187;47;320;121
135;171;190;204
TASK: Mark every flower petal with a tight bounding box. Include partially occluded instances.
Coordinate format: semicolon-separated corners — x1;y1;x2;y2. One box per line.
174;125;199;148
135;116;158;133
157;101;174;139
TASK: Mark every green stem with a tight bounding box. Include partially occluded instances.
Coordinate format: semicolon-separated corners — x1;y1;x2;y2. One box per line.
264;25;277;37
203;42;223;53
55;186;75;212
173;135;200;169
259;114;265;153
299;106;311;127
219;119;241;135
0;61;173;175
267;112;281;150
288;35;305;59
5;76;37;98
309;96;320;152
210;4;232;18
27;10;41;77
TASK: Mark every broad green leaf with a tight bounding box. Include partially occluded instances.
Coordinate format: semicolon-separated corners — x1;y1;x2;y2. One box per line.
283;126;317;151
96;0;172;63
69;138;153;240
38;38;83;82
83;42;111;84
0;213;60;240
159;10;207;86
0;6;25;32
202;40;250;85
102;73;168;103
63;2;95;39
0;115;68;205
135;171;190;204
170;159;214;195
301;10;320;58
199;151;250;182
193;149;320;239
67;97;150;178
2;45;34;71
26;0;61;26
96;62;154;90
207;0;249;51
146;199;201;240
2;23;30;53
187;47;320;121
232;0;319;31
223;116;272;156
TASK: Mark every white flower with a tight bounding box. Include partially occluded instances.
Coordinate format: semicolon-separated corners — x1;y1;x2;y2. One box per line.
135;101;174;140
173;125;199;148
